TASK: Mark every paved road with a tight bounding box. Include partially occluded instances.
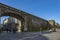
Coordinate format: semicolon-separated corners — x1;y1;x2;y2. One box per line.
0;29;60;40
43;29;60;40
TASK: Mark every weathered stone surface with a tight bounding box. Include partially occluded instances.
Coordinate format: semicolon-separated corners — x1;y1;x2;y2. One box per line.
0;3;50;32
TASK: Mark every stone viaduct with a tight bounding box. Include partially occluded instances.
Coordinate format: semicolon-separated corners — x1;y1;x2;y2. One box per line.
0;3;51;32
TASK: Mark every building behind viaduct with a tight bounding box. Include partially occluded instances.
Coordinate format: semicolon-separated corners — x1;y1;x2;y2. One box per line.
0;3;53;32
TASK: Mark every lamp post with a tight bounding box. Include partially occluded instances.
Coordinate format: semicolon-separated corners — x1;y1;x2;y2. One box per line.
0;9;1;25
0;10;2;32
0;13;1;27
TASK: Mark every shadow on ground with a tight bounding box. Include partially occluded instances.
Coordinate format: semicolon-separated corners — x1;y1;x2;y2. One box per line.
41;30;54;34
0;32;50;40
23;35;49;40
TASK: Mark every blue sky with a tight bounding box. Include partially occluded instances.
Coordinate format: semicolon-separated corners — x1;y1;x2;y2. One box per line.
0;0;60;24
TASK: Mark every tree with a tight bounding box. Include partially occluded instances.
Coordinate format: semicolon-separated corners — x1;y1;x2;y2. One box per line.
55;23;60;28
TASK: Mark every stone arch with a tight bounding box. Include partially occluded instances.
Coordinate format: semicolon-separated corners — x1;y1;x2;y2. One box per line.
1;12;25;32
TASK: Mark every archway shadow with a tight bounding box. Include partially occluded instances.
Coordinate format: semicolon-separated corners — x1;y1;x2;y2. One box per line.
0;32;50;40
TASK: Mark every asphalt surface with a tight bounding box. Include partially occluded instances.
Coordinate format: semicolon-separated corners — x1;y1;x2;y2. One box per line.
0;29;60;40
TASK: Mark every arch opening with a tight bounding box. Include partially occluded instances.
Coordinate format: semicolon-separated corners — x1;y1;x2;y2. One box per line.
0;12;25;32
